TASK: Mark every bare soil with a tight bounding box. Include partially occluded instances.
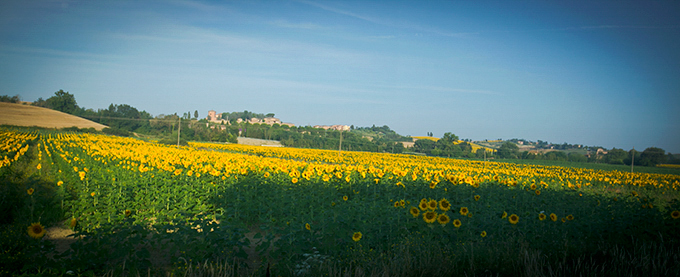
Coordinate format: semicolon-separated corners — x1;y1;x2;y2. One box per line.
0;102;107;130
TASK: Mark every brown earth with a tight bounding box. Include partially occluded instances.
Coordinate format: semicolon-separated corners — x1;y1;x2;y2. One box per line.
0;102;107;130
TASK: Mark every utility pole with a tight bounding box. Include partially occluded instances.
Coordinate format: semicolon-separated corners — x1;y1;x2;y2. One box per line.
338;130;343;157
177;117;181;148
631;147;635;173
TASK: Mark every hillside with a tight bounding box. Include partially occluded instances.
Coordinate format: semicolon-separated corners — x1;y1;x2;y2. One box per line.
0;102;107;130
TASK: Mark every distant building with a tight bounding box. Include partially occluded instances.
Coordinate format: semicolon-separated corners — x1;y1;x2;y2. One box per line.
206;110;227;124
313;125;350;131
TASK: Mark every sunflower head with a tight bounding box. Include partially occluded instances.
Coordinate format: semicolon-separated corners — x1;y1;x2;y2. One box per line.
27;188;34;195
437;213;450;225
352;232;362;242
460;207;469;216
508;214;519;224
474;195;480;201
125;209;132;217
394;201;401;208
429;181;437;189
480;231;487;238
672;211;680;219
291;177;298;184
501;211;507;219
538;213;546;221
57;181;63;187
550;213;558;222
69;218;77;229
427;199;438;211
27;222;46;239
535;190;541;196
566;214;574;221
410;206;420;218
343;195;348;201
419;201;429;211
305;223;311;230
439;198;451;211
530;183;537;190
453;219;462;228
423;211;437;224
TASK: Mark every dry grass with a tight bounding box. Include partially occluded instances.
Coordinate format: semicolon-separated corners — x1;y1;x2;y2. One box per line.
0;102;107;130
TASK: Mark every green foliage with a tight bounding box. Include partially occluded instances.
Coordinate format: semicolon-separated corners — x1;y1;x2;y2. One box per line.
497;141;519;159
34;90;79;114
0;94;21;103
102;127;132;137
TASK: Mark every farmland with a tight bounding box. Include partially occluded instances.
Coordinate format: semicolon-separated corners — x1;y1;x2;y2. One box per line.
2;127;680;276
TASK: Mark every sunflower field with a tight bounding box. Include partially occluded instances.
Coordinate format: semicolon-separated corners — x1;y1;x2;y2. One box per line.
2;127;680;276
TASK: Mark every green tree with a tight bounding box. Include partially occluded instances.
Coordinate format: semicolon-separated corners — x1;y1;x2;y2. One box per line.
45;90;78;114
568;152;587;162
604;148;627;164
497;142;519;159
639;147;667;166
441;132;459;144
194;110;199;119
414;139;435;155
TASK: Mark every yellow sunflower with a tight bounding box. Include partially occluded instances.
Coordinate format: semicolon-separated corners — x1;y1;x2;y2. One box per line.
343;195;348;201
530;183;537;190
538;213;546;221
535;190;541;196
27;222;46;239
474;195;480;201
481;231;487;238
69;217;77;229
394;201;401;208
670;211;680;219
27;188;34;195
566;214;574;221
410;206;420;218
459;207;469;216
508;214;519;224
501;211;507;219
419;200;429;211
550;213;558;222
57;181;63;186
423;211;437;224
439;198;451;211
291;177;298;184
352;232;362;242
125;209;132;217
429;181;437;189
400;200;405;207
453;219;462;228
427;199;438;211
437;213;450;225
305;223;311;230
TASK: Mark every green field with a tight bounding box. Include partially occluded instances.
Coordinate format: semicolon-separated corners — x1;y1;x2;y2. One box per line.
2;127;680;276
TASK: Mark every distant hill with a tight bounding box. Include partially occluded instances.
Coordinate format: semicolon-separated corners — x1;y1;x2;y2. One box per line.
0;102;107;130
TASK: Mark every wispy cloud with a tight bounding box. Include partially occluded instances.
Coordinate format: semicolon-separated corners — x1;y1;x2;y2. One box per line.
269;19;325;30
377;84;499;96
296;0;475;38
579;25;680;30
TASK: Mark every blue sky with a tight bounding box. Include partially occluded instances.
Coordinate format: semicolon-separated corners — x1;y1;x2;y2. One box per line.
1;1;679;153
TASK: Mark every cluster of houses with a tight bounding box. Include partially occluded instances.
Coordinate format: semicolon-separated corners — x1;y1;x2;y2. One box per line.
206;110;348;131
